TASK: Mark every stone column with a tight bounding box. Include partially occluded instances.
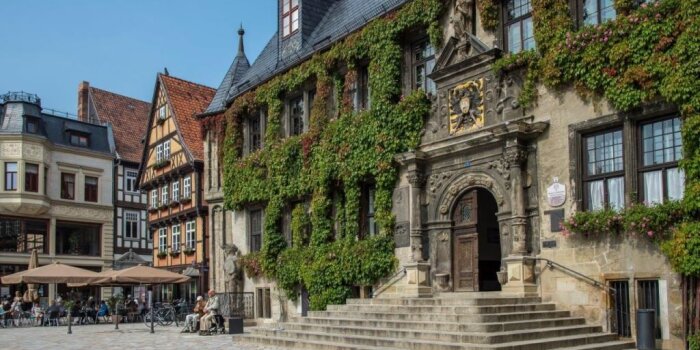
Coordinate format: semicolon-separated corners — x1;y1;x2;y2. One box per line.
501;139;537;296
505;142;528;256
398;169;431;298
407;170;425;262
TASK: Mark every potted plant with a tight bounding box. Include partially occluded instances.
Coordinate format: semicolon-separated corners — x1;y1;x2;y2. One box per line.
180;196;192;204
157;251;167;259
169;249;180;257
169;200;180;208
183;247;196;256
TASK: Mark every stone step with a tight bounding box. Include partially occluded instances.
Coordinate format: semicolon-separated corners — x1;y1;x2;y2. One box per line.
292;315;586;332
309;309;572;323
550;340;637;350
235;333;403;350
345;296;543;306
247;328;467;350
241;329;622;350
327;302;557;314
276;322;602;344
488;333;624;350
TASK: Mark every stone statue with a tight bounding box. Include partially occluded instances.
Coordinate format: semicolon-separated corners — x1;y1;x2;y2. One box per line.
450;0;474;60
221;243;242;293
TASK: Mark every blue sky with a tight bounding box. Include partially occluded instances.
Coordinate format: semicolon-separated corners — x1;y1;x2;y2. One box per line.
0;0;277;113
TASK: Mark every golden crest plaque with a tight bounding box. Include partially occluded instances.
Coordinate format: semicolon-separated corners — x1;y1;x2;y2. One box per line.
448;78;484;135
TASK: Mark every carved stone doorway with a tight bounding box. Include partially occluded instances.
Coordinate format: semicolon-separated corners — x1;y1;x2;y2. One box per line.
452;188;502;292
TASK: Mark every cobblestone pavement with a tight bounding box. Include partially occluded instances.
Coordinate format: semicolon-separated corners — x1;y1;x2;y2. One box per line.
0;323;284;350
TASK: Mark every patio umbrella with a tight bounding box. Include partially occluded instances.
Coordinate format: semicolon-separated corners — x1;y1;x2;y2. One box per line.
97;265;190;285
1;261;104;285
22;249;39;302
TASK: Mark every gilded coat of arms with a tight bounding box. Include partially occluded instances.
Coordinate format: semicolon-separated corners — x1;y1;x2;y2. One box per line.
449;78;484;134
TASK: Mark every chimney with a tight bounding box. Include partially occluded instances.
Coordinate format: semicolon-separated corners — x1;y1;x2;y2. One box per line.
78;81;90;122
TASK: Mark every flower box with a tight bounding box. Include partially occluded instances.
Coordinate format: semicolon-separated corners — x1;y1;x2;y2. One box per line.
158;204;169;210
148;207;159;213
183;247;196;256
157;252;167;259
153;159;171;170
180;196;192;204
169;200;180;208
169;250;180;257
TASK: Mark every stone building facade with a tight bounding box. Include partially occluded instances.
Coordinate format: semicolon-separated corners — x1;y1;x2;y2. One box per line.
0;92;115;302
201;1;683;348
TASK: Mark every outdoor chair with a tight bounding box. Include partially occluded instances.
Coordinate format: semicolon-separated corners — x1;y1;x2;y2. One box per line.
46;310;60;326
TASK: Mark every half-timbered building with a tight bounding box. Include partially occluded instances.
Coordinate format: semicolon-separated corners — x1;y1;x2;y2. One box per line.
77;82;153;274
139;73;215;302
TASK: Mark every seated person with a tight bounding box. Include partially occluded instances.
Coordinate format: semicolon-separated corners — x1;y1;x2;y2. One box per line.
32;302;44;326
84;297;97;324
182;296;205;333
199;290;219;335
45;301;61;326
97;300;109;319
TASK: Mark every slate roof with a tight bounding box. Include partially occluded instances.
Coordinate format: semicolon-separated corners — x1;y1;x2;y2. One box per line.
204;39;251;114
88;87;151;163
159;74;215;161
0;95;112;155
204;0;409;114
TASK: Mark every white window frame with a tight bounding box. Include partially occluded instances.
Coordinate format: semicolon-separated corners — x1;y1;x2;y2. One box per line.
156;144;163;162
172;224;181;252
183;176;191;199
185;220;196;250
151;189;158;208
158;227;167;253
172;180;179;202
163;140;171;160
125;170;139;193
161;185;169;205
158;105;166;120
124;211;139;240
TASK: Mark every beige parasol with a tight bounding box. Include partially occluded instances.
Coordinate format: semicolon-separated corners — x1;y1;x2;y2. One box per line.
96;265;190;285
1;262;104;285
22;249;39;302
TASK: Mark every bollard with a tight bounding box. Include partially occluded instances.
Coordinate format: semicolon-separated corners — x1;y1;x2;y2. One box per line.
636;309;656;350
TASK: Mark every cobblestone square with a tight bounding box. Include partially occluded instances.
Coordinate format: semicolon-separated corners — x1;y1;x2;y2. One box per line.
0;323;281;350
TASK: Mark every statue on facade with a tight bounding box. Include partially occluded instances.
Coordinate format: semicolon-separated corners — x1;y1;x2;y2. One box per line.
450;0;474;59
221;243;243;316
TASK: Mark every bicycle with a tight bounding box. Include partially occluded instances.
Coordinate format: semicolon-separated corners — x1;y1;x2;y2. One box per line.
143;303;178;327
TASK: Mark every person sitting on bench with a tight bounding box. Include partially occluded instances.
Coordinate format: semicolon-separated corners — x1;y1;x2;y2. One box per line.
182;296;205;333
198;290;219;335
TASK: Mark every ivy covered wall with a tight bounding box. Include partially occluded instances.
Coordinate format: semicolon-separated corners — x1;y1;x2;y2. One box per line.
212;0;444;310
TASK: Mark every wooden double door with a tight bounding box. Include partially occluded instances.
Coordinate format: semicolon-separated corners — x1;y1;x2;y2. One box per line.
452;188;502;292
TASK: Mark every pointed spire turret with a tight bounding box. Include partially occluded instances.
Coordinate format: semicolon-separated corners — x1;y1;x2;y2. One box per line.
237;24;246;58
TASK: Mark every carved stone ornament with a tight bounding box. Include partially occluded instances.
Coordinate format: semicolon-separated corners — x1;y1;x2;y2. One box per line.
487;157;511;190
449;78;485;135
407;171;426;187
450;0;474;60
438;231;449;242
439;173;505;215
504;146;528;166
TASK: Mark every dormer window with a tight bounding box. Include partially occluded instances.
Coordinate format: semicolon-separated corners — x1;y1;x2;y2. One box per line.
282;0;299;38
25;118;39;134
69;132;89;147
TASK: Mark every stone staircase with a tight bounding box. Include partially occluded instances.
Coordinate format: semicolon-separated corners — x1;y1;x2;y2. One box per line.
234;294;636;350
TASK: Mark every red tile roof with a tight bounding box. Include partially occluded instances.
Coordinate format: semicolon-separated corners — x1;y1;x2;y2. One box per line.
89;87;151;163
160;74;215;161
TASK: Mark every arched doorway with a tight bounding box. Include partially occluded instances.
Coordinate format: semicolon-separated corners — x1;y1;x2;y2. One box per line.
451;188;502;292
